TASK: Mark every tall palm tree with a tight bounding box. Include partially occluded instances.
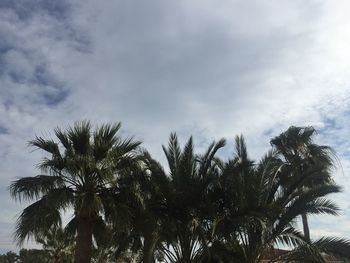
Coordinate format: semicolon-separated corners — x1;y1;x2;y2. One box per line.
10;121;142;263
210;135;344;263
270;126;336;242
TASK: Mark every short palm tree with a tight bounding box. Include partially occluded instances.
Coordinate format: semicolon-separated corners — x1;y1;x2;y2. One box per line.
143;133;225;263
36;225;74;263
10;121;142;263
92;219;141;263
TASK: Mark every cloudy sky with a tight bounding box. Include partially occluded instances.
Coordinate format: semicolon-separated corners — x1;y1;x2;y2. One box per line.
1;0;350;252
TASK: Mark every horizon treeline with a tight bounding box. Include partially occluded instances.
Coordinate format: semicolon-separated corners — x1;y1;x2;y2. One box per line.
9;121;350;263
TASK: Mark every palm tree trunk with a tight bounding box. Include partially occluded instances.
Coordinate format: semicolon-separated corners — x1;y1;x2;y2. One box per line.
143;239;155;263
302;213;310;242
181;232;192;263
143;230;158;263
52;255;59;263
75;214;95;263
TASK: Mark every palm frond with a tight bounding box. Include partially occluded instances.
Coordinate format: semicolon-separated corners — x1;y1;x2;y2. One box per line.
198;138;226;178
162;132;181;177
275;197;340;236
14;198;62;244
314;236;350;259
29;137;61;156
234;135;249;165
274;227;306;248
93;122;121;146
279;244;326;263
67;121;92;155
179;136;195;179
9;175;65;201
54;127;72;150
282;237;350;262
306;198;340;216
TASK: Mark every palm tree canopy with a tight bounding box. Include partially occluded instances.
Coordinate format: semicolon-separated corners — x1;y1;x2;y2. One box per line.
10;121;142;244
270;126;336;178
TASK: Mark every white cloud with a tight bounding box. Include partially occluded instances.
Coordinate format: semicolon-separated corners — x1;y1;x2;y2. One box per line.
0;0;350;252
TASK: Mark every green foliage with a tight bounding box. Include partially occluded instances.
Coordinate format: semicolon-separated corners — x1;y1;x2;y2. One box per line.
18;249;48;263
36;225;74;263
0;249;48;263
9;123;350;263
0;251;18;263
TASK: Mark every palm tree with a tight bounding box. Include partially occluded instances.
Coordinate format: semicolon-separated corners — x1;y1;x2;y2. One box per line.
36;225;74;263
270;126;336;242
131;151;170;263
210;135;344;263
10;121;142;263
91;219;141;263
140;133;225;263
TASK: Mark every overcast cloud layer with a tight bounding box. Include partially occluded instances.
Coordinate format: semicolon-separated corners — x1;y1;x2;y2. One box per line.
0;0;350;252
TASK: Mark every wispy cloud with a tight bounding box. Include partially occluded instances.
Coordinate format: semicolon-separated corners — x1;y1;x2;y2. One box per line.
0;0;350;251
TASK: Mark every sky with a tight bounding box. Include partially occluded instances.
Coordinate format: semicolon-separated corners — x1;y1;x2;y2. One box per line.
0;0;350;253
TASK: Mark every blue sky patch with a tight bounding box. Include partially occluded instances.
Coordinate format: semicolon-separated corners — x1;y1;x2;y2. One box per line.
42;88;69;106
0;0;71;20
0;125;8;135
